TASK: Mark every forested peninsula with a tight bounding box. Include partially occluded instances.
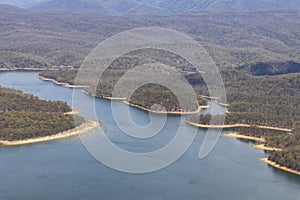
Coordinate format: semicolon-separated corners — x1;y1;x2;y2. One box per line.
187;62;300;173
39;60;300;174
0;86;96;145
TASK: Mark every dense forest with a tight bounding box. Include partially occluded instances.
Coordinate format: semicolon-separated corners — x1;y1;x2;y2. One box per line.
39;60;300;172
129;84;207;112
238;61;300;76
1;7;300;69
0;86;71;112
186;62;300;171
0;86;84;141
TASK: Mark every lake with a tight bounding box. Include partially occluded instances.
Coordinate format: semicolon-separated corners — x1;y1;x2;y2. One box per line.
0;71;299;200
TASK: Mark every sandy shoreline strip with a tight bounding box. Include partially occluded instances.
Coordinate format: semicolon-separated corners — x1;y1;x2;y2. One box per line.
0;120;100;146
254;144;282;151
81;90;127;101
123;101;206;115
64;111;80;115
224;132;265;142
200;95;220;100
38;75;88;88
102;96;127;101
184;120;292;132
215;101;230;107
64;108;81;115
261;158;300;176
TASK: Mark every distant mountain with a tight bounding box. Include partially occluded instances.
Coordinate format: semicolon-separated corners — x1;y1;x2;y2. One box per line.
144;0;300;13
126;3;171;15
31;0;117;14
2;0;300;15
101;0;171;15
196;0;300;11
31;0;170;15
0;0;44;8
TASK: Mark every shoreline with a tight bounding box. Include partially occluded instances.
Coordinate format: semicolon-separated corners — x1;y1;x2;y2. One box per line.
0;120;100;146
37;75;88;88
64;110;80;115
215;101;230;107
222;131;297;175
101;96;127;101
39;74;211;115
254;144;282;151
82;90;209;115
9;70;300;176
261;158;300;176
223;132;265;142
123;101;207;115
184;120;292;132
81;90;127;101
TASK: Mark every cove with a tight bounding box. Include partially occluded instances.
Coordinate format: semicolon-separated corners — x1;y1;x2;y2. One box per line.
0;71;299;200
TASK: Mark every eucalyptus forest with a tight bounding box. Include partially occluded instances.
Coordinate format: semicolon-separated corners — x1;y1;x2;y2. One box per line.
0;86;84;141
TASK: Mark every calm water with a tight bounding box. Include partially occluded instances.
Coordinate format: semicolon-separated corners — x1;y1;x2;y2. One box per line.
0;71;299;200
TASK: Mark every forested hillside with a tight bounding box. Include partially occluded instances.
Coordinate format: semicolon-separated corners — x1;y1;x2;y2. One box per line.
0;86;84;141
1;7;300;69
